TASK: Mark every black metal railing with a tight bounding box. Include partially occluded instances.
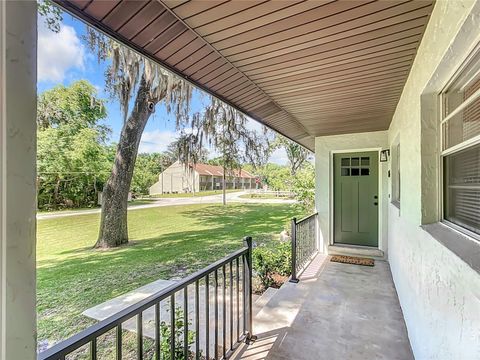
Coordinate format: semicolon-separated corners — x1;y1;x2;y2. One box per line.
38;237;254;360
290;213;318;283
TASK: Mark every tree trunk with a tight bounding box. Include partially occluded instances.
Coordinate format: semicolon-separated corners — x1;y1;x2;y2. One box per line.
192;165;196;196
95;77;155;248
54;177;61;208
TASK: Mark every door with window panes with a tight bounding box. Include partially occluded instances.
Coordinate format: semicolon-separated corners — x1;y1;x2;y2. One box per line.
442;47;480;238
334;151;379;247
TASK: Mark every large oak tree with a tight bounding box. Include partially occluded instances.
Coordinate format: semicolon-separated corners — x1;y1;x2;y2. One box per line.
85;30;193;248
42;1;270;247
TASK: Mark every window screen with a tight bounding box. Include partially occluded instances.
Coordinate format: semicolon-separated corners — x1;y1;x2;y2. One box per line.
443;144;480;235
442;46;480;237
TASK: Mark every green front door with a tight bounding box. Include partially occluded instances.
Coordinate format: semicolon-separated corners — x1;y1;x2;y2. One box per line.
334;151;378;247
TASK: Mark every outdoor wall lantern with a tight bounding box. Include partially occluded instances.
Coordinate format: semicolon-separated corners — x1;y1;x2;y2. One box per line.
380;149;390;162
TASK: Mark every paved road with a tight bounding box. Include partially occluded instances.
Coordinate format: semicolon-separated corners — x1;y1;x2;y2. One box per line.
37;191;295;220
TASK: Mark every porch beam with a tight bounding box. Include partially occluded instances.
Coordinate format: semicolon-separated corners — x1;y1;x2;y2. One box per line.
0;1;37;359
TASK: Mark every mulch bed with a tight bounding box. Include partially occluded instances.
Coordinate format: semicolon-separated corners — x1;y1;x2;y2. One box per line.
270;273;289;288
330;255;374;267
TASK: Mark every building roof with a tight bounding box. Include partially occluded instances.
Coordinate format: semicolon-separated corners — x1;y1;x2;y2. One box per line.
191;163;255;178
56;0;434;151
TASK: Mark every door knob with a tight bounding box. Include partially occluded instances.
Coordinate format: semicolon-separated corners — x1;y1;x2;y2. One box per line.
374;202;378;206
374;195;378;199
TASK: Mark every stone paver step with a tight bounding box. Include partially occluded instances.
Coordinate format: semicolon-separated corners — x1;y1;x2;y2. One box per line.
83;276;248;356
253;287;278;317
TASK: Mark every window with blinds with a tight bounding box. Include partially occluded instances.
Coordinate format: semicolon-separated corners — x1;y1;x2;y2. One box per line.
441;46;480;238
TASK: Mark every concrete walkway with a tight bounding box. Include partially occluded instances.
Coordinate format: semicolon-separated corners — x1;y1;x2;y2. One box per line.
233;254;413;360
37;191;295;220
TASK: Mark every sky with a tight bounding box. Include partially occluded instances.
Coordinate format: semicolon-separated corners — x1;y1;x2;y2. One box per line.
37;11;289;165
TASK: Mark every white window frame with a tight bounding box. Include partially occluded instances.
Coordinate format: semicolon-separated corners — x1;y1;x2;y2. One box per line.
439;43;480;241
391;141;400;208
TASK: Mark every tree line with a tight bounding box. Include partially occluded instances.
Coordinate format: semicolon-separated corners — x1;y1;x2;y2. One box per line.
36;81;312;209
36;81;199;210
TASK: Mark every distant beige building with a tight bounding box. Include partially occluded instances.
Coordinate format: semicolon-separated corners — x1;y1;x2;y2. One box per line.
149;161;257;195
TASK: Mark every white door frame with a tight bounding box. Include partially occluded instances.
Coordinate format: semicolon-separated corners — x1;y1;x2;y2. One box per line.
329;147;385;251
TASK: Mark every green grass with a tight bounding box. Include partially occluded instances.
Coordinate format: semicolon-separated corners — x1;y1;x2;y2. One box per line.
37;205;99;213
239;193;293;200
127;199;159;206
148;189;241;198
37;199;158;214
37;202;296;348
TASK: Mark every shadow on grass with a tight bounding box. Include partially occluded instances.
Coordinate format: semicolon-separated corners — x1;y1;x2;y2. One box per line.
37;203;297;299
176;203;294;240
45;203;294;262
36;203;297;343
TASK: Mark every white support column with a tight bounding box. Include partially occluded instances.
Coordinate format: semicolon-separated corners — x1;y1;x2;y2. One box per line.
1;1;37;359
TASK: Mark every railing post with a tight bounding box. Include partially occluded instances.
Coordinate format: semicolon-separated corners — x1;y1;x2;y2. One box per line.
290;218;299;283
243;236;256;344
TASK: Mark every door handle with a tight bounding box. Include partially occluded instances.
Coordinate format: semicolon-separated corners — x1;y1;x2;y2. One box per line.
374;202;378;206
374;195;378;199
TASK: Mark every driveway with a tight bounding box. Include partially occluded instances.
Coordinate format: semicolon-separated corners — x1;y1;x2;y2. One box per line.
36;191;295;220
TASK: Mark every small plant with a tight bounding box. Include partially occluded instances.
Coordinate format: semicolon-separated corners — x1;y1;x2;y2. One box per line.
160;307;197;360
253;242;292;291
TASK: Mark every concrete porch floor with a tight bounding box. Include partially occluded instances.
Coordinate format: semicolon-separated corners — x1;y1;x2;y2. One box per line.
233;254;413;360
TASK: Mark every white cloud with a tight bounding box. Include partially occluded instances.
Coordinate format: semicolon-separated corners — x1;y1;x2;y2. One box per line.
139;130;177;154
269;147;288;165
37;20;85;82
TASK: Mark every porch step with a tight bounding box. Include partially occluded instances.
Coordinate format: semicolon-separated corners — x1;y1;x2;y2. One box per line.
230;254;329;360
253;287;278;317
328;244;385;260
231;284;290;359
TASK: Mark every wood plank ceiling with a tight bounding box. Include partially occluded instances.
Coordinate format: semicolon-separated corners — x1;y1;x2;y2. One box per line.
55;0;435;151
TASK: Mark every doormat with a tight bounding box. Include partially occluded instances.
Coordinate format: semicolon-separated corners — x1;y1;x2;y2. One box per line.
330;255;374;266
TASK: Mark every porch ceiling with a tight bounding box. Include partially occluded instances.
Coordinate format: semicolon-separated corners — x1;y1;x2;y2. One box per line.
56;0;434;151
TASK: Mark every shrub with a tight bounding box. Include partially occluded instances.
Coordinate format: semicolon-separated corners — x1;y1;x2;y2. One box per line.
292;164;315;215
253;242;291;291
159;307;196;360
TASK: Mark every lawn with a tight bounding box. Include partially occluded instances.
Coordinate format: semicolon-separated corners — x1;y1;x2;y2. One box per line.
37;202;296;348
239;193;293;200
148;189;241;198
37;198;158;214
